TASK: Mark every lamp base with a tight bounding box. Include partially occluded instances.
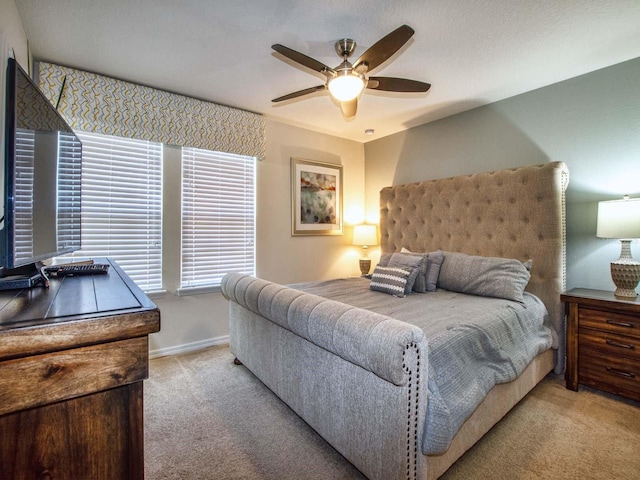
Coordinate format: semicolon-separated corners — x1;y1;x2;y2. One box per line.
610;240;640;298
359;258;372;276
611;261;640;297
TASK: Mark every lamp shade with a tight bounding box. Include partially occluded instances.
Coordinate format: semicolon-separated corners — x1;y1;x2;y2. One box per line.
352;224;378;246
597;198;640;239
328;74;364;102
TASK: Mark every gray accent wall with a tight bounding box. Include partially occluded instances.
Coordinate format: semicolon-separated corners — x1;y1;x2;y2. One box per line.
365;57;640;293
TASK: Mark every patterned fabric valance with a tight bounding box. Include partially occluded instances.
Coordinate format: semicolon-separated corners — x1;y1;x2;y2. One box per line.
37;62;265;159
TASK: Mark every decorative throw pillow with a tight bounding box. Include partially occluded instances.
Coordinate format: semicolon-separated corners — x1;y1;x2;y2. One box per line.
437;251;531;303
377;252;421;293
400;248;445;292
370;266;412;297
386;253;424;294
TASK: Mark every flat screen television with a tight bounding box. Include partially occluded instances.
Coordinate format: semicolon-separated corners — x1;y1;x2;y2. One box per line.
1;57;82;282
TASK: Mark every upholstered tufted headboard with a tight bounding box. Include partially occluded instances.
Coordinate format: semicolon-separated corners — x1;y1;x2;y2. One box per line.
379;162;569;370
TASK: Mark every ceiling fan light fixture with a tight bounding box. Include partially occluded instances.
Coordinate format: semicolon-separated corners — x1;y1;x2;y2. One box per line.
271;25;427;118
328;73;364;102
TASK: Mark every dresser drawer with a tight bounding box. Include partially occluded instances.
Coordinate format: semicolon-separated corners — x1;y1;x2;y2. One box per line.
0;336;149;416
579;308;640;339
579;346;640;399
578;330;640;361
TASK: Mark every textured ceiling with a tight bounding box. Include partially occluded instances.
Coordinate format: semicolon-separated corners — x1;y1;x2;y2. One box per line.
15;0;640;143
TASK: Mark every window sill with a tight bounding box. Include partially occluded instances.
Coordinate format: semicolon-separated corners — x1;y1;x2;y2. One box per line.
176;285;222;296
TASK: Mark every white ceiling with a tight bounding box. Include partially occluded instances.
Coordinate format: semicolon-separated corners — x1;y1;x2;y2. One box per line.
15;0;640;143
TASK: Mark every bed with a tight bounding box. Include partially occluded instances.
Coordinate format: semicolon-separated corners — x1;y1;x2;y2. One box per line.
221;161;569;480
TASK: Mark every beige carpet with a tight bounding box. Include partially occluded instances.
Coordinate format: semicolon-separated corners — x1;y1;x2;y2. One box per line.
144;345;640;480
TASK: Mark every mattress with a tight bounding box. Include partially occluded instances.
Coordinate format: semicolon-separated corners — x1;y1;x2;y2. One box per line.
291;277;553;454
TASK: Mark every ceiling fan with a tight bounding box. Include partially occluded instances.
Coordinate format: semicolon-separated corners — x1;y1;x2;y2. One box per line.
271;25;431;118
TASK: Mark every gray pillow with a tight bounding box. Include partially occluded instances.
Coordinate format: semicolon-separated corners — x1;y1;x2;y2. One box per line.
378;252;392;267
386;252;424;294
425;250;444;292
437;252;531;303
370;266;411;297
400;248;444;292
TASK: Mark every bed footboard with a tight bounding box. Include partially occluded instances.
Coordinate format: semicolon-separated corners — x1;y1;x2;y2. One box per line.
222;273;429;480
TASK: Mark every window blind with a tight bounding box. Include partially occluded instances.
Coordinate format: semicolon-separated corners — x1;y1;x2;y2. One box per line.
70;131;163;292
13;129;35;262
180;147;256;291
57;131;82;252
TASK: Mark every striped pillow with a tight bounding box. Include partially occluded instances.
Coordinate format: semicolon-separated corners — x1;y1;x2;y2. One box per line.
370;266;411;297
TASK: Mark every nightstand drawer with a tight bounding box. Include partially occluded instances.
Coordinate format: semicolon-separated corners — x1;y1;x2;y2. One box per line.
578;330;640;361
580;308;640;339
579;347;640;398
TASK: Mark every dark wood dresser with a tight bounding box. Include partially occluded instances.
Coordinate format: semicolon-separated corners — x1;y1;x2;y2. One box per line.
0;258;160;480
562;288;640;402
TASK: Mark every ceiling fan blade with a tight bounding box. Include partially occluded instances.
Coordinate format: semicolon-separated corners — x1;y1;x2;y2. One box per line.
340;99;357;118
367;77;431;92
272;85;326;103
353;25;414;73
272;44;334;75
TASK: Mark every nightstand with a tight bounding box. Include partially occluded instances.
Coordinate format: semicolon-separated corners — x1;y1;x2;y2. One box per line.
562;288;640;401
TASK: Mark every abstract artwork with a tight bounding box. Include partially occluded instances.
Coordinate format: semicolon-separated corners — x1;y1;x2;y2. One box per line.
291;158;343;236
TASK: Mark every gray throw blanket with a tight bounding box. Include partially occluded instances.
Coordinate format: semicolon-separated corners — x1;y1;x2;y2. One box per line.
291;277;553;454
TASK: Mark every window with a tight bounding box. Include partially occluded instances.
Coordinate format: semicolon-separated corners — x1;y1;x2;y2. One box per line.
180;147;256;292
70;131;163;292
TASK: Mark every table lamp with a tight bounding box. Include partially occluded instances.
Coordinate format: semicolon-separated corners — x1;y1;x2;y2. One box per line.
352;224;378;275
596;196;640;298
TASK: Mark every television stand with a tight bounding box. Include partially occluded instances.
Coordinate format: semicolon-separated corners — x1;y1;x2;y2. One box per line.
0;258;160;480
0;262;48;290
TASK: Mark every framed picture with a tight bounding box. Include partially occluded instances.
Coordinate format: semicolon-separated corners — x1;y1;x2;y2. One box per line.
291;157;343;236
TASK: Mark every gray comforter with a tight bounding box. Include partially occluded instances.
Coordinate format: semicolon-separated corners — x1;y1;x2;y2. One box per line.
290;277;553;454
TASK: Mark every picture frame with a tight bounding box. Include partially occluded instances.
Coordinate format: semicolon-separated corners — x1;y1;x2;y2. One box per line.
291;157;343;236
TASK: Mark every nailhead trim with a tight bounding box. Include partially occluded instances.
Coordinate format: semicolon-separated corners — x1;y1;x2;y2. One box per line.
403;342;421;480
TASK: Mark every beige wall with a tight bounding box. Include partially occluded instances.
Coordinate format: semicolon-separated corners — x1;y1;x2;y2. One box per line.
365;57;640;294
257;119;366;284
0;0;28;75
0;0;29;195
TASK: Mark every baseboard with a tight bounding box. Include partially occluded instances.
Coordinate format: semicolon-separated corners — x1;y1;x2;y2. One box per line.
149;335;230;359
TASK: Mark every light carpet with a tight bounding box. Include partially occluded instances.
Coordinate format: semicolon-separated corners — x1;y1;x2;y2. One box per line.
144;345;640;480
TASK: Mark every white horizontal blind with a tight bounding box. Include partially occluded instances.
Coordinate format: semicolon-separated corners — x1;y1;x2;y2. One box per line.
13;129;35;263
181;147;255;290
57;132;82;252
70;131;163;292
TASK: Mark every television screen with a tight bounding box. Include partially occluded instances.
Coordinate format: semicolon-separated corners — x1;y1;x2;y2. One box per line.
1;58;82;273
